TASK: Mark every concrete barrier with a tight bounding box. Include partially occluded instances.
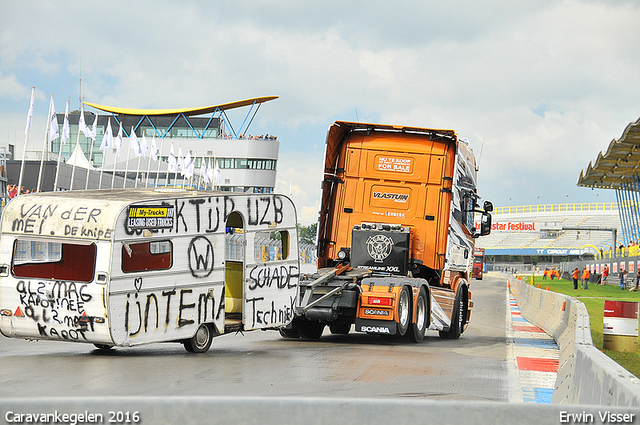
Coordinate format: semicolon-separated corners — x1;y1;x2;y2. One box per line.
508;274;640;405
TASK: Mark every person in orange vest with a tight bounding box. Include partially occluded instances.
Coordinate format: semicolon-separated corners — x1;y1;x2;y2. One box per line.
602;265;609;285
572;268;580;289
582;267;590;290
554;269;560;279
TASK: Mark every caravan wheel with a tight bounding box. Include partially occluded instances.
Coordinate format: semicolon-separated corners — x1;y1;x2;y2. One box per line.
184;324;214;353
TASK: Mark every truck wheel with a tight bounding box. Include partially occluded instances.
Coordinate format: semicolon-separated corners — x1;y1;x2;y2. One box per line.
183;324;214;353
329;322;351;335
279;327;300;338
299;321;325;340
406;286;428;343
396;286;411;337
439;287;467;340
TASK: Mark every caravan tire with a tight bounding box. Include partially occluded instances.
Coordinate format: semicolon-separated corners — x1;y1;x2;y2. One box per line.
93;343;113;350
184;324;214;353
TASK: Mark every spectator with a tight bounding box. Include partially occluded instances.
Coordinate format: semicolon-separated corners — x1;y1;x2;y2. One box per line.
619;267;627;290
582;267;590;290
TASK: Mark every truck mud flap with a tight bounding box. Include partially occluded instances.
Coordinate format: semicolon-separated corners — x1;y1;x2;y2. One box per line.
429;293;451;331
355;318;397;335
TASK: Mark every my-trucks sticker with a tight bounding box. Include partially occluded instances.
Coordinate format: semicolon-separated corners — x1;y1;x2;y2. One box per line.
377;156;413;173
127;205;175;230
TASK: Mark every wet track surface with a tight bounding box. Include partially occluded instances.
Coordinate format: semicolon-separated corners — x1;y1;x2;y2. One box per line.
0;276;512;401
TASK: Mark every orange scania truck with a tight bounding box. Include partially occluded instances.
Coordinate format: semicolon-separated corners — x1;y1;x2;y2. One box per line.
283;121;493;342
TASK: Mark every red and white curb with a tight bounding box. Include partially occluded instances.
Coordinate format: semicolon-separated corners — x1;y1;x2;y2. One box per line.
506;285;559;403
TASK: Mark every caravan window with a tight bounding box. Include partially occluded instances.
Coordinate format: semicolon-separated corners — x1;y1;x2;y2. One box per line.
12;240;96;283
253;231;290;262
122;241;172;273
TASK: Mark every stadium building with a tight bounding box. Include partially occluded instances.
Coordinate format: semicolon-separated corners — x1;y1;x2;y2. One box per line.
477;203;621;272
7;96;280;194
481;116;640;281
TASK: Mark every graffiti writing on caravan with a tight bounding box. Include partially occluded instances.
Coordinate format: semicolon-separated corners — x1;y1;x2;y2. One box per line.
245;296;295;328
248;264;299;291
16;280;95;341
124;287;221;337
11;202;109;239
124;195;286;235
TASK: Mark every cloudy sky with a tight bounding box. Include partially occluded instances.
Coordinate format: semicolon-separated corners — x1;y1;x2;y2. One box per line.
1;0;639;223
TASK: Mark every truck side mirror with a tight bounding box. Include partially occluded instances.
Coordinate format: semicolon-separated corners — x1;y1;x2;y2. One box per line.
483;201;493;213
479;212;492;237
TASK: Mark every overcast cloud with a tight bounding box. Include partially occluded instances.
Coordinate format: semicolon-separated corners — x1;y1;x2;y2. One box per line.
1;0;639;223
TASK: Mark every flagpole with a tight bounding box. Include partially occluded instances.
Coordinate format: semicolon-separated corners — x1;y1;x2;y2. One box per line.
98;117;111;189
123;127;133;188
70;106;85;190
145;135;154;188
84;113;98;190
53;100;70;191
18;87;35;197
155;136;165;188
36;95;54;193
135;151;141;188
111;122;123;189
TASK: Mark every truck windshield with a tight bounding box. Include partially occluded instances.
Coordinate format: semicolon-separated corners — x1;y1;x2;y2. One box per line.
12;240;97;283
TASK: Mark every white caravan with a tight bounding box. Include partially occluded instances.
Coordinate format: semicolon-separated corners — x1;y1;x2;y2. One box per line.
0;188;299;353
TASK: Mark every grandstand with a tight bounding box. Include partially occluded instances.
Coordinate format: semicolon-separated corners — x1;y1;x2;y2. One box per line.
477;203;621;259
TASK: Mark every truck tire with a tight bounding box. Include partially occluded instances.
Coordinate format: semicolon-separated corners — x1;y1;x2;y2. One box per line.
329;322;351;335
406;286;428;343
396;286;411;337
183;323;214;353
439;285;467;340
279;327;300;338
299;321;325;340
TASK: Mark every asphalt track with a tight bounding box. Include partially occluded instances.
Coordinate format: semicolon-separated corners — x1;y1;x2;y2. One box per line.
0;275;556;402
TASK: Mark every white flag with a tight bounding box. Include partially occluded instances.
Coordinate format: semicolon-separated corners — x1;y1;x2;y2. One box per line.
99;118;113;151
207;160;214;184
48;96;59;142
89;113;98;141
168;143;177;172
114;122;123;158
62;100;70;144
184;149;192;170
150;136;158;161
178;147;184;172
130;130;140;156
78;110;91;138
140;133;149;158
214;160;222;186
184;157;194;179
200;156;209;184
25;88;34;136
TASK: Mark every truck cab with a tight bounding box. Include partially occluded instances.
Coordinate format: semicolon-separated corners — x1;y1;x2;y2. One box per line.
288;121;492;342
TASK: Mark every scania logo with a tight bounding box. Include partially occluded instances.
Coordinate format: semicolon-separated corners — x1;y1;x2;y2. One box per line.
372;192;409;203
366;234;394;263
360;325;391;334
364;309;390;316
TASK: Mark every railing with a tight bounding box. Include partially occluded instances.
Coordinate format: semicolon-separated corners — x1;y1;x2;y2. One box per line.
493;203;618;215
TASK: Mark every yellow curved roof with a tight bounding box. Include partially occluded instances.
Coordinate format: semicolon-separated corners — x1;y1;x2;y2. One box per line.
83;96;278;117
